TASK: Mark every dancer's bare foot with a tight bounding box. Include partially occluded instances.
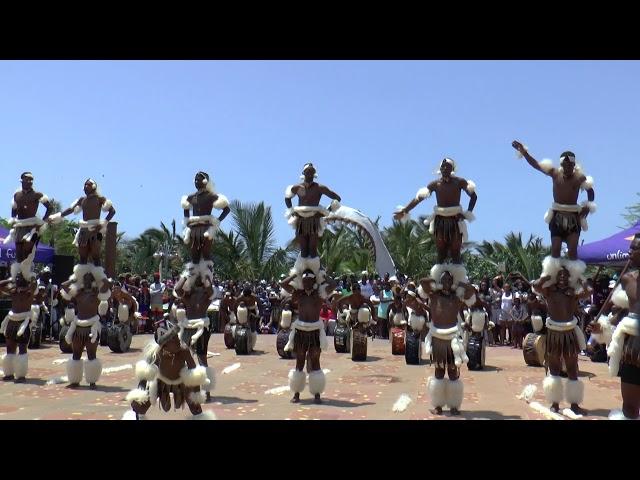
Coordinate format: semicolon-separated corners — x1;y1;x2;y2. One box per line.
550;402;560;413
89;383;97;390
570;403;587;416
430;406;443;415
450;408;461;416
3;375;14;381
314;394;322;404
290;392;300;403
14;377;26;383
68;383;80;389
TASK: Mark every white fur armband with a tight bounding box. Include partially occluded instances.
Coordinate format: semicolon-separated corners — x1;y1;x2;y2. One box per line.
213;194;229;210
284;208;294;219
465;180;476;194
285;185;296;199
181;365;207;387
463;210;475;222
181;195;191;210
48;212;63;224
611;285;629;309
98;300;109;316
135;360;158;382
539;159;554;173
415;187;431;201
39;195;49;205
581;201;596;214
580;176;594;191
7;217;16;226
176;308;187;323
101;199;113;212
328;199;341;212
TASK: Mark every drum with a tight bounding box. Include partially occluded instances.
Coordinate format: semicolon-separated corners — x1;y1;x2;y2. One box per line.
29;322;42;349
467;333;486;370
589;343;608;363
334;324;351;353
208;301;220;333
223;322;236;349
523;333;546;367
100;323;110;346
405;330;422;365
351;326;368;361
58;324;73;353
276;328;294;359
391;327;406;355
327;319;336;336
108;323;132;353
234;325;250;355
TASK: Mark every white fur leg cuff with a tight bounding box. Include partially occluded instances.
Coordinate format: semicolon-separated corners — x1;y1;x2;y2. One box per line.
446;379;464;409
428;377;447;409
308;369;326;395
288;369;306;394
543;375;564;404
14;354;28;378
84;359;102;384
66;359;83;384
564;379;584;405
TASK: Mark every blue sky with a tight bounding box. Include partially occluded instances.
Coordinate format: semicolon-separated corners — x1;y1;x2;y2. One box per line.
1;61;638;248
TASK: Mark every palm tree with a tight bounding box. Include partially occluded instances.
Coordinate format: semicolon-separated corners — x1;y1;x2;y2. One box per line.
473;232;550;281
382;218;437;278
220;200;293;280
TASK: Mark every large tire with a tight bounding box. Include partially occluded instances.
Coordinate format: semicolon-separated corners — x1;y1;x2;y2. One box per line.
29;324;42;349
405;330;421;365
108;324;132;353
59;324;73;353
234;326;250;355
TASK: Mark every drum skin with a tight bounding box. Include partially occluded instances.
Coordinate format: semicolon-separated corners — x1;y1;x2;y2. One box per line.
276;328;293;359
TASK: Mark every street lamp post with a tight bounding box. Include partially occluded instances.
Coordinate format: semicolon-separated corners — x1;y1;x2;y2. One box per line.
153;245;179;283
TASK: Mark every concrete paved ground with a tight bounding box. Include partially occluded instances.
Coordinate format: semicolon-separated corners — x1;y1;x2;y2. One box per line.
0;333;622;420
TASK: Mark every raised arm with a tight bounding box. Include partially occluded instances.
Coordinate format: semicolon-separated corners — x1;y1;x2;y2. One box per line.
418;277;435;297
531;275;552;297
279;273;298;295
512;140;554;176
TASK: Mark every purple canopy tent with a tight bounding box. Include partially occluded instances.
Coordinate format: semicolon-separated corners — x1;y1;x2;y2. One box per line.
0;226;55;265
577;221;640;267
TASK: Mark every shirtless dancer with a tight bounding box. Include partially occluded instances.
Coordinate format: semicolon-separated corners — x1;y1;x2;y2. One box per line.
0;274;39;382
601;234;640;419
281;270;336;404
532;267;591;415
4;172;52;280
419;271;476;415
174;274;215;401
512;141;596;286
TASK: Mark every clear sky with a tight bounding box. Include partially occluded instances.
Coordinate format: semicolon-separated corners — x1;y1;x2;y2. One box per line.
1;61;638;248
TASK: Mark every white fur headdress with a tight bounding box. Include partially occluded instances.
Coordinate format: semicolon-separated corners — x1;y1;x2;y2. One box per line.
300;163;318;180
